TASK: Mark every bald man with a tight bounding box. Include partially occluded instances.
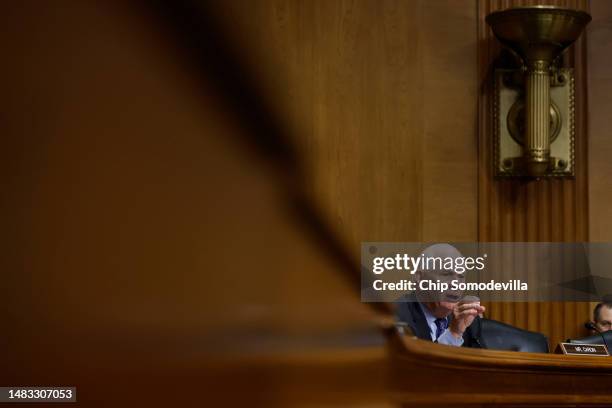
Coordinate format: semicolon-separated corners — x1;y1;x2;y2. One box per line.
395;244;485;347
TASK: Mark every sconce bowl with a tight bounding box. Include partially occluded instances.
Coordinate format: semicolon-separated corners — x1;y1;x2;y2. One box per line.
486;6;591;64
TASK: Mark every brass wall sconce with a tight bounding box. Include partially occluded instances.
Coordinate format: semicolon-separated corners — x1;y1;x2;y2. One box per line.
486;6;591;178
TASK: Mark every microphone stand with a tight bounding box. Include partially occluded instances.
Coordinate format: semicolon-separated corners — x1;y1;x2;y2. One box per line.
473;315;484;348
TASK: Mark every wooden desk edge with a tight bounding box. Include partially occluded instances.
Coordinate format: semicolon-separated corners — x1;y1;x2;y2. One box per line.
390;331;612;372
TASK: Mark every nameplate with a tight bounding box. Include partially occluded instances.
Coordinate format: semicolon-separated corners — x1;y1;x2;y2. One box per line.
558;343;609;356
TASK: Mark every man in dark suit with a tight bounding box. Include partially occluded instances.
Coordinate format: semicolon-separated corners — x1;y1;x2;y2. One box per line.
395;244;485;347
396;295;483;347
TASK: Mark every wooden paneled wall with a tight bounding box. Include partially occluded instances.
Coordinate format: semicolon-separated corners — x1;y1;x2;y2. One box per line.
585;0;612;340
478;0;591;349
589;0;612;242
211;0;478;260
219;0;603;349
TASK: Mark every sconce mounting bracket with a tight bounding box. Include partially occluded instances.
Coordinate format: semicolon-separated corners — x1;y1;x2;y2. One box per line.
493;68;575;178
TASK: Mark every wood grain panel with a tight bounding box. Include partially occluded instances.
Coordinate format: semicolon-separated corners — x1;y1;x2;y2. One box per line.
211;0;478;259
478;0;591;350
588;0;612;242
586;0;612;322
389;333;612;407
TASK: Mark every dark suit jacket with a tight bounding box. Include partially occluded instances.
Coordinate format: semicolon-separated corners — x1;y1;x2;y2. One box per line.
395;299;480;347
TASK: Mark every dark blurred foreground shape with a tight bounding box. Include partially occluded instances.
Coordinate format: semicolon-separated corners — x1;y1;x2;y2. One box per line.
1;1;387;405
3;0;612;407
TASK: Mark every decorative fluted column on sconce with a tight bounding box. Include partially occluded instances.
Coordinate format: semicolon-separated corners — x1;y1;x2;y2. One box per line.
525;60;551;176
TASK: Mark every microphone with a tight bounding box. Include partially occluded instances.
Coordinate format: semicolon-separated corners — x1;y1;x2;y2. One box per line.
584;322;610;352
472;316;484;348
461;295;483;348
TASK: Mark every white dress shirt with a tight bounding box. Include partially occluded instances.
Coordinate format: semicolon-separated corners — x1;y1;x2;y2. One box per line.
418;302;464;347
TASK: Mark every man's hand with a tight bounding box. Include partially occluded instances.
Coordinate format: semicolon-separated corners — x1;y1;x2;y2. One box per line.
448;302;486;339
